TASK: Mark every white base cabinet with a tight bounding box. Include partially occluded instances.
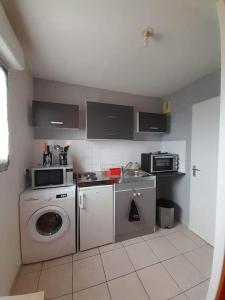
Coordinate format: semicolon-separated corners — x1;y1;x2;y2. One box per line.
78;185;114;251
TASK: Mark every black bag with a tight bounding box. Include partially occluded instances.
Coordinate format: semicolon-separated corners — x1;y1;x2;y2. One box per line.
129;199;140;222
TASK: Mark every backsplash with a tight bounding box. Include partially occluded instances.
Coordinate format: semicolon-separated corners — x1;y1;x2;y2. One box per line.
33;140;161;172
32;139;186;173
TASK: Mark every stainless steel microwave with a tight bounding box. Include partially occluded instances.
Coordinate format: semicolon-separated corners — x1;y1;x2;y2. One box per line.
141;152;179;173
31;165;74;189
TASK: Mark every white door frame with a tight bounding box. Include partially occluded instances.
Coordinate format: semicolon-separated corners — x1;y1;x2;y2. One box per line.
207;1;225;299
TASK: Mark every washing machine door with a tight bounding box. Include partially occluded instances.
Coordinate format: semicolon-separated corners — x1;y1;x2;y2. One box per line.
28;206;70;242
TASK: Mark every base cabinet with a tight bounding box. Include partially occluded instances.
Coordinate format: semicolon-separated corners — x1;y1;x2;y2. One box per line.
79;185;114;251
115;186;156;241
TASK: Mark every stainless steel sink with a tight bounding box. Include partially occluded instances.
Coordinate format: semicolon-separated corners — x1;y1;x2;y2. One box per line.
119;169;154;183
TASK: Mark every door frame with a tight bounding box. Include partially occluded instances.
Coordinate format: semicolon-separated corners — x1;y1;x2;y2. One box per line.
207;1;225;299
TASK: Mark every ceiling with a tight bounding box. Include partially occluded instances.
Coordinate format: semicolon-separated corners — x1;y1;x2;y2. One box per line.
2;0;220;97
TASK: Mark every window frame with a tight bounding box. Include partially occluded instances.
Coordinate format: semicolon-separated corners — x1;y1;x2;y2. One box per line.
0;62;9;172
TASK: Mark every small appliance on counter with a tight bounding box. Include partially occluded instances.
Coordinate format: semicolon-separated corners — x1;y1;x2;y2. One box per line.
141;152;179;173
31;165;74;189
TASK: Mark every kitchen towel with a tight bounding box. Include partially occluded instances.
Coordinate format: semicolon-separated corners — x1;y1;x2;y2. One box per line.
129;199;140;222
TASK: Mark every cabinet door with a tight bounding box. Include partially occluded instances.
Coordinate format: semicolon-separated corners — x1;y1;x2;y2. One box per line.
115;187;156;241
138;112;167;132
79;185;114;251
87;101;133;139
33;101;79;129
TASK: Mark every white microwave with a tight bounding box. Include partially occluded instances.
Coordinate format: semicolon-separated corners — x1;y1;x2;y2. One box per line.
31;165;74;189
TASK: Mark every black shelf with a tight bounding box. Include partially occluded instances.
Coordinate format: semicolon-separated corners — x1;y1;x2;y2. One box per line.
152;172;186;178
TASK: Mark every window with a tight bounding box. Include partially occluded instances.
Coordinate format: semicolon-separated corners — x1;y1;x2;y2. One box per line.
0;65;9;172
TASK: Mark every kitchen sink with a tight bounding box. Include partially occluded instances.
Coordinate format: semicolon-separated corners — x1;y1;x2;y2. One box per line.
119;169;154;183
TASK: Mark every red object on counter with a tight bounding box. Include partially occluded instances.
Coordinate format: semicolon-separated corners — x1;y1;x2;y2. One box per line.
109;167;121;176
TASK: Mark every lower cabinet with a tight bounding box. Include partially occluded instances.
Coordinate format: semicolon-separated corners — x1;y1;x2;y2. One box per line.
115;186;156;241
78;185;114;251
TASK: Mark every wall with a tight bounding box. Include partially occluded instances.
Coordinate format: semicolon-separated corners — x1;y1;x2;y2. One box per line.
33;140;161;172
0;68;33;295
33;78;163;141
160;70;221;226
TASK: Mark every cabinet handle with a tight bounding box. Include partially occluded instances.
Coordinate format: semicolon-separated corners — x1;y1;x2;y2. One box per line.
79;193;84;209
137;192;142;196
50;121;64;125
107;115;118;119
149;126;159;130
107;133;117;136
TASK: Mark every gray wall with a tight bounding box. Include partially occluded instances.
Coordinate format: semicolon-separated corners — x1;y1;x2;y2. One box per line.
159;69;221;226
33;78;163;141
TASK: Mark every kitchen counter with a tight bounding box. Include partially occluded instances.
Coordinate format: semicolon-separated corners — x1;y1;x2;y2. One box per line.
77;170;156;187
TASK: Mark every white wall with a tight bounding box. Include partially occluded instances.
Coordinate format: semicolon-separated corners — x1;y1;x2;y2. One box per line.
0;68;33;295
33;140;162;172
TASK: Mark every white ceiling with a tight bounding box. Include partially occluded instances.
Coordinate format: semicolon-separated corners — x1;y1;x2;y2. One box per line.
2;0;220;97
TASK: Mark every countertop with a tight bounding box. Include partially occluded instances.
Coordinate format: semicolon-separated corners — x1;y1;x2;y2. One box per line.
77;170;156;187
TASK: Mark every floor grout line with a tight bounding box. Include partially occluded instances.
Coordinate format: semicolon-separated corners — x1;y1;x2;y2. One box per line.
98;250;112;300
36;262;43;292
123;242;151;300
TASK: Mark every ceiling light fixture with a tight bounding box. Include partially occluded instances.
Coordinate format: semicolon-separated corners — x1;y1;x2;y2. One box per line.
141;27;154;47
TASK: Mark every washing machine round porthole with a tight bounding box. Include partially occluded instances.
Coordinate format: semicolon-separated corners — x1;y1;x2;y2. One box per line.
28;206;70;242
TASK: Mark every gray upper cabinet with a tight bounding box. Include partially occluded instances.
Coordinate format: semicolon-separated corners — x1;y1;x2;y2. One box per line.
137;112;167;133
33;101;79;129
86;101;134;140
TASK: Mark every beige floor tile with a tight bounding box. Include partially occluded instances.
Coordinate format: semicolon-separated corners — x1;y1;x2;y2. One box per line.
185;280;209;300
73;248;99;261
12;272;40;295
184;246;213;278
20;263;43;275
38;263;72;299
99;242;122;253
147;236;180;261
137;263;181;300
73;255;106;292
73;283;110;300
160;224;187;236
166;232;198;253
170;294;189;300
125;242;158;270
53;294;73;300
163;255;206;291
122;236;144;247
182;230;207;247
43;255;72;269
101;247;134;280
142;230;163;241
108;272;149;300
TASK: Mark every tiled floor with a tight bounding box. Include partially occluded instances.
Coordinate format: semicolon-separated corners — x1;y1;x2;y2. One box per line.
12;224;213;300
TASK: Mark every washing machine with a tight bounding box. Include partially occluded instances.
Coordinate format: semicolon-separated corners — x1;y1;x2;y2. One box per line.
20;185;76;264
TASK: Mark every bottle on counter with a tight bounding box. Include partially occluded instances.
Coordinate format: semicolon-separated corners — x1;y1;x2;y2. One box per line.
43;143;53;167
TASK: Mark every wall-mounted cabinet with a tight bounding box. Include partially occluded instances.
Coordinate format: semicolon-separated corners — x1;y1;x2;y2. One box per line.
137;112;167;133
33;101;79;129
86;101;133;140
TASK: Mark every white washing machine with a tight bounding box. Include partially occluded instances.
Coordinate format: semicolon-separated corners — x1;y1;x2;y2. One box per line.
20;185;76;264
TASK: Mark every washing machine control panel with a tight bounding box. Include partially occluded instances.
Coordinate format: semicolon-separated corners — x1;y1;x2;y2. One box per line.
56;193;68;198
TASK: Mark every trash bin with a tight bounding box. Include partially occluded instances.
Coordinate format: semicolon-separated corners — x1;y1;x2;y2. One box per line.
157;199;175;229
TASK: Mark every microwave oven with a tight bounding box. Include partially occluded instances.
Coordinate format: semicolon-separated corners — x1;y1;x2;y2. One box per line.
141;152;179;173
31;165;74;189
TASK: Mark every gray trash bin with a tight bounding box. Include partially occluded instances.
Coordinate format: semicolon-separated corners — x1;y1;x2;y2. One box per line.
157;199;175;229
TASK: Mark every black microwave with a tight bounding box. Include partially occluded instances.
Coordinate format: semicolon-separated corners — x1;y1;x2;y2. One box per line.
141;152;179;173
